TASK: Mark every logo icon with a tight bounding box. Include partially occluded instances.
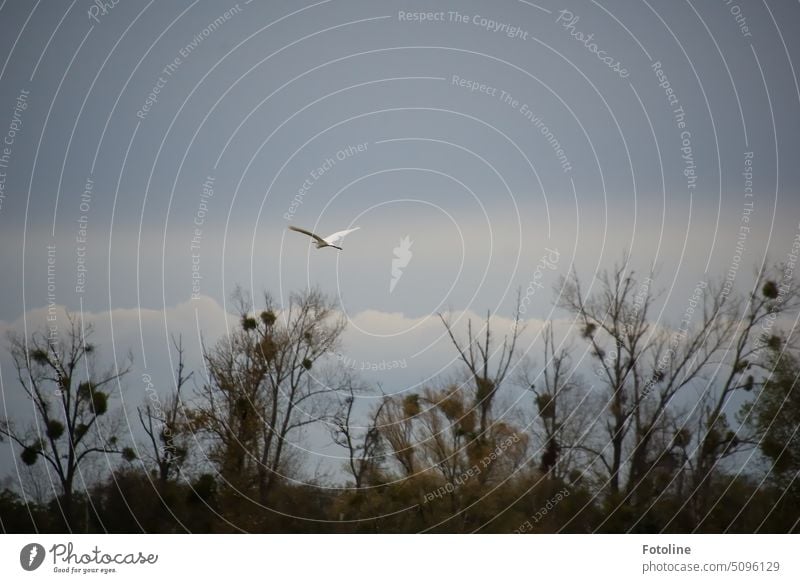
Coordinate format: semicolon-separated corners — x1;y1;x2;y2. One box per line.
20;543;46;571
390;235;413;293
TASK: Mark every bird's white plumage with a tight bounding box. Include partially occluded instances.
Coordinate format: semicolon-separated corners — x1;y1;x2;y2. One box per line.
323;227;360;246
289;225;360;250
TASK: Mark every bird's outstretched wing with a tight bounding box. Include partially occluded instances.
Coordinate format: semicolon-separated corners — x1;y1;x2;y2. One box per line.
289;225;327;245
323;227;360;246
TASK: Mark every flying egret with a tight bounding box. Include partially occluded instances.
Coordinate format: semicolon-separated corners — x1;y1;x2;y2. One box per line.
289;225;360;251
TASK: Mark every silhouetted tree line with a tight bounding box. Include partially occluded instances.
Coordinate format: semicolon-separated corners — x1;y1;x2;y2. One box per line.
2;261;800;533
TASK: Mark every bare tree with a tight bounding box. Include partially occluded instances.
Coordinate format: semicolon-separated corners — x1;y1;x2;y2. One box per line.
558;260;800;517
558;264;733;500
190;322;263;500
330;380;385;490
687;266;800;514
0;313;132;530
190;288;346;505
376;383;528;531
744;334;800;489
521;323;592;481
558;263;658;496
621;278;736;505
138;335;192;487
438;297;524;436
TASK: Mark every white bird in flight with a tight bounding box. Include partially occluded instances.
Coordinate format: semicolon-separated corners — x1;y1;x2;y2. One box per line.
289;225;360;251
